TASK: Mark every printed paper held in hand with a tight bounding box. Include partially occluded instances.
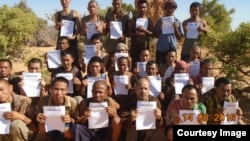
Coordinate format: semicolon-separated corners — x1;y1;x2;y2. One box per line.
201;77;215;94
186;22;199;39
87;77;104;98
110;21;122;39
48;50;61;69
221;101;239;125
114;75;128;95
56;73;73;93
163;66;175;80
179;110;201;125
43;106;65;133
162;16;175;34
22;72;41;97
136;101;156;130
174;73;189;94
148;76;162;97
136;18;148;29
86;22;98;39
88;102;108;129
84;45;97;64
0;103;11;134
137;62;147;77
60;19;74;37
189;61;200;77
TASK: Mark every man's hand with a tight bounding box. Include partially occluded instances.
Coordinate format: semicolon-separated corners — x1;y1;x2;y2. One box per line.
3;111;24;121
154;108;162;120
61;115;72;123
36;113;47;123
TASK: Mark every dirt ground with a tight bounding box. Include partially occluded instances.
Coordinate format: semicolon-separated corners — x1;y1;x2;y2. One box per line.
11;45;250;124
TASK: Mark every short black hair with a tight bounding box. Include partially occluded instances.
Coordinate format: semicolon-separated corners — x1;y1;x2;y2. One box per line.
200;58;213;68
28;58;42;68
61;51;74;59
146;60;158;67
182;84;198;94
190;2;202;9
51;77;69;88
59;36;70;43
0;59;12;68
166;48;177;56
137;0;147;5
91;33;103;43
215;77;231;87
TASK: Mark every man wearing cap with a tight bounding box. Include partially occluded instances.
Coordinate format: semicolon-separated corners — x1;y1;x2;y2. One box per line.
181;2;209;61
153;0;183;66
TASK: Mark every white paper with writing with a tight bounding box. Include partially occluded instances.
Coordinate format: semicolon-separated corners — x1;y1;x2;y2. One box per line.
60;19;74;37
148;76;162;97
162;16;175;34
201;77;215;94
0;103;11;134
56;73;73;93
137;62;147;77
110;21;122;39
186;22;199;39
43;106;65;133
174;73;189;94
136;101;156;130
86;22;98;39
114;75;128;95
221;101;239;125
189;61;200;77
84;45;97;64
88;102;108;129
136;18;148;29
48;50;61;69
22;72;41;97
162;66;175;80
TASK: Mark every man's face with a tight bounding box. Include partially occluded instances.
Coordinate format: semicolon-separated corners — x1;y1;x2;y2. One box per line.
28;63;41;73
0;82;13;103
0;62;12;79
89;62;101;75
60;0;71;8
59;39;70;51
92;84;108;102
146;64;158;76
216;83;232;102
88;1;99;15
92;39;103;51
190;6;200;18
62;55;74;69
136;80;150;101
200;63;213;77
165;4;176;15
118;58;128;73
166;52;176;64
51;81;68;101
139;51;150;62
190;48;201;60
137;3;147;16
112;0;122;12
181;88;198;110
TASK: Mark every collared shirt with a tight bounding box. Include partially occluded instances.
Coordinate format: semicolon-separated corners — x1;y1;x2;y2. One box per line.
154;17;183;52
36;95;79;120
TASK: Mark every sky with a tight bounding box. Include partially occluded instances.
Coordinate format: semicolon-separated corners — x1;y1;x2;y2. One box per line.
0;0;249;30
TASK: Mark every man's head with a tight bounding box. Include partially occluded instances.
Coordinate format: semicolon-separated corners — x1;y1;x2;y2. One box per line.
137;0;147;16
117;56;129;72
189;2;201;18
92;80;109;102
146;60;158;76
88;0;99;15
116;43;129;53
139;49;150;62
91;34;103;51
200;58;213;77
165;48;177;64
112;0;122;13
60;0;71;9
0;79;13;103
0;59;12;79
189;43;201;60
181;84;199;110
61;51;74;69
59;36;70;51
215;77;232;102
165;0;177;15
135;77;150;101
51;77;69;101
175;60;188;73
28;58;42;73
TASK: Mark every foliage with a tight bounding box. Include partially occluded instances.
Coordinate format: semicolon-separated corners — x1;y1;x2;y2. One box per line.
212;23;250;87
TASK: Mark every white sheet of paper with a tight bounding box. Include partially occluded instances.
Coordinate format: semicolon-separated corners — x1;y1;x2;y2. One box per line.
22;72;41;97
86;22;98;39
84;45;97;64
56;73;73;93
115;53;129;71
87;77;104;98
43;106;65;133
162;66;175;80
148;76;162;97
48;50;61;69
136;18;148;29
110;21;122;39
114;75;128;95
174;73;189;94
186;22;199;39
201;77;215;94
88;102;108;129
162;16;175;34
137;62;147;77
189;61;200;77
179;110;201;125
0;103;11;134
221;101;239;125
60;19;74;37
136;101;156;130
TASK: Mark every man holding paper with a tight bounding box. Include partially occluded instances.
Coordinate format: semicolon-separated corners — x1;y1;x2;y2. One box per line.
0;79;38;141
72;80;120;141
201;77;244;125
125;77;164;141
35;77;78;141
